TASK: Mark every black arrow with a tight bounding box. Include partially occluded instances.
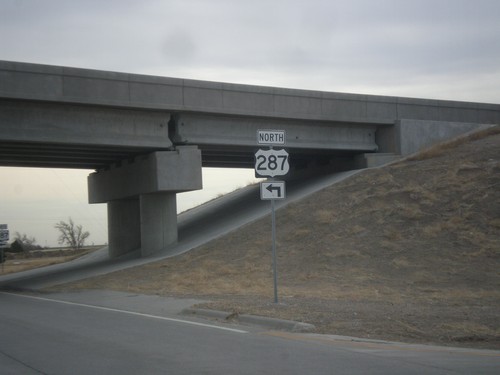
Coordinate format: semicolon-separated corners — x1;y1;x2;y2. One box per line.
266;184;282;197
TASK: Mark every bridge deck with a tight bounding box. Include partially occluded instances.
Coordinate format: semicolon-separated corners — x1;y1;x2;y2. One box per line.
1;60;499;169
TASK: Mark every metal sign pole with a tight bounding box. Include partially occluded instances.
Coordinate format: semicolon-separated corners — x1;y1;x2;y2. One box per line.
269;144;278;304
256;130;288;305
271;197;278;304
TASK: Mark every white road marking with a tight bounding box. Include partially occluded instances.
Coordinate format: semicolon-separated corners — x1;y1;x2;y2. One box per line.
0;291;248;334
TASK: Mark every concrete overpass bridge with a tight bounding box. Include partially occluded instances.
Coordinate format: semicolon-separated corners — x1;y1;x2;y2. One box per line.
1;61;499;258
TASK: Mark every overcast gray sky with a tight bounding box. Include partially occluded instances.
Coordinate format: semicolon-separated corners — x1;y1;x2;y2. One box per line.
1;0;499;246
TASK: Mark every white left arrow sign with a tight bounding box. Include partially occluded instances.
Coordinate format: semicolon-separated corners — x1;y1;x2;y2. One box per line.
260;181;286;200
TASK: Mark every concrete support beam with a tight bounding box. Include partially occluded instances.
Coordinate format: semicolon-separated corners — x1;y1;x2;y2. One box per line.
88;147;202;203
0;100;172;149
88;147;202;257
140;193;177;257
172;113;379;152
107;199;140;258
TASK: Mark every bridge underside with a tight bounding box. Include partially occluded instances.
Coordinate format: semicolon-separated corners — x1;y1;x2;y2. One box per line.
171;112;381;169
0;138;373;171
0;140;158;169
0;99;383;171
199;144;360;169
0;99;172;169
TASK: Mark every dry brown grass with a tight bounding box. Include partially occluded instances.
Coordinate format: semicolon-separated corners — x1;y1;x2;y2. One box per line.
407;125;500;161
51;130;500;349
1;247;102;275
2;255;83;274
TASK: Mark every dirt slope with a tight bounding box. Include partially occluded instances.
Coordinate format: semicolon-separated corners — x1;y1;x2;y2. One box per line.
56;127;500;349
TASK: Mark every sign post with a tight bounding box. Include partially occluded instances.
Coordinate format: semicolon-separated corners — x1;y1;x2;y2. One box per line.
255;130;288;303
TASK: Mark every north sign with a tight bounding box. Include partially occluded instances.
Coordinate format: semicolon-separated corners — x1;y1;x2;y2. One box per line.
257;130;286;146
254;148;289;177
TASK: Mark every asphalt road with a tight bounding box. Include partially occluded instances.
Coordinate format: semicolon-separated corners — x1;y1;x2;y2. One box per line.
1;291;499;375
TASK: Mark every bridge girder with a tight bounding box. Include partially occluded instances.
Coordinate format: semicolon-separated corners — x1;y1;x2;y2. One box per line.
1;60;499;170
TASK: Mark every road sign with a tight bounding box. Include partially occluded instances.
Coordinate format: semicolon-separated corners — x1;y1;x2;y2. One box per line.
0;225;8;251
257;129;286;146
255;148;289;177
0;226;8;242
256;131;288;304
260;181;286;200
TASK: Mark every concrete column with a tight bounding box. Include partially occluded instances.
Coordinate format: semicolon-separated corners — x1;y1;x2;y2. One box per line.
140;193;177;257
89;148;202;258
107;199;141;258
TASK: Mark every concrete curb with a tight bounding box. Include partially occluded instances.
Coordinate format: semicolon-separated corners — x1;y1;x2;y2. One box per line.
182;308;315;333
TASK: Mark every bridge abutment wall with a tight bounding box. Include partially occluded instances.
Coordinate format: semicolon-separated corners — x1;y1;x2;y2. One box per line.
355;120;497;168
395;119;495;156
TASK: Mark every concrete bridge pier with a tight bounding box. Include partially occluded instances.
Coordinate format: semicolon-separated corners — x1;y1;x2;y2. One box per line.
107;199;140;258
140;193;177;257
88;147;202;258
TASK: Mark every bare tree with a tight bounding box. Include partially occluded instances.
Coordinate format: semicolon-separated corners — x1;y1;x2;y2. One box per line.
54;218;90;250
